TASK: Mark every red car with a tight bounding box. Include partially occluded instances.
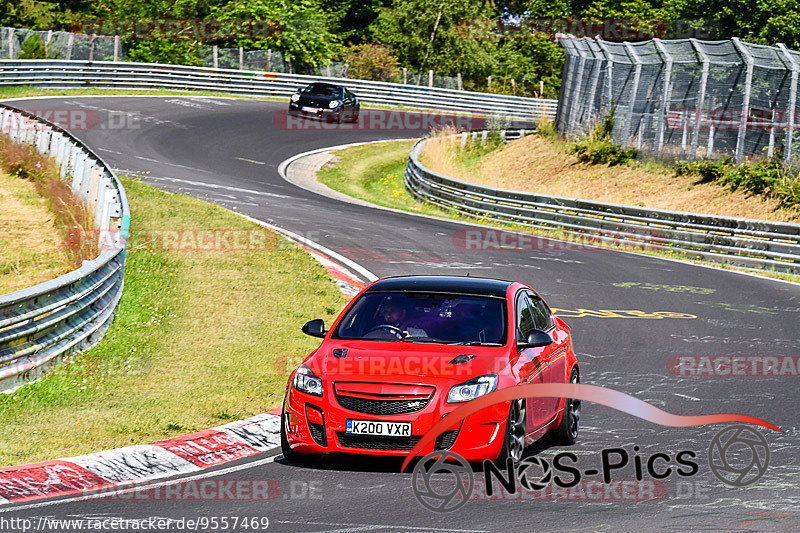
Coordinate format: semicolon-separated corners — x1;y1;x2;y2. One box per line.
280;275;580;464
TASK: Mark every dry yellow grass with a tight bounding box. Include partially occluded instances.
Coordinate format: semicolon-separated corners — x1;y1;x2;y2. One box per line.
421;133;800;223
0;170;73;294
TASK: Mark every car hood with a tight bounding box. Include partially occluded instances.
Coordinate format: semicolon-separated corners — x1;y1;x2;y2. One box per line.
296;94;339;107
306;340;504;382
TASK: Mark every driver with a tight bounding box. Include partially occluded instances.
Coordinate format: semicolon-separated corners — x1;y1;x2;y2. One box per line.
380;300;427;338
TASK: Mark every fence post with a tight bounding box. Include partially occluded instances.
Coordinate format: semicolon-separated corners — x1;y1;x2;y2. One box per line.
487;75;492;89
239;47;244;70
653;39;673;158
428;70;433;87
457;73;462;91
8;28;14;59
326;64;331;77
595;38;614;117
89;34;96;62
113;35;120;61
566;43;588;137
267;49;272;71
731;38;754;163
66;33;73;60
622;42;642;148
689;39;710;161
582;41;603;134
403;67;407;84
778;43;798;165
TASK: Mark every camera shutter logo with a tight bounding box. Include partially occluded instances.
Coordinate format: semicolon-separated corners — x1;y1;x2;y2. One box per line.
412;451;473;512
708;425;770;487
517;456;553;491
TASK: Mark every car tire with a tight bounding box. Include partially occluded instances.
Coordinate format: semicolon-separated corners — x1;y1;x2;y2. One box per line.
351;109;360;123
280;409;315;464
552;369;580;445
495;399;526;467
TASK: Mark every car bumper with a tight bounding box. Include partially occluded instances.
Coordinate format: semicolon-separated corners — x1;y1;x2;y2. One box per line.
282;385;509;461
288;104;341;120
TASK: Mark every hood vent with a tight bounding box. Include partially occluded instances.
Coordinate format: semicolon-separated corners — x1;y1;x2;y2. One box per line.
449;353;476;365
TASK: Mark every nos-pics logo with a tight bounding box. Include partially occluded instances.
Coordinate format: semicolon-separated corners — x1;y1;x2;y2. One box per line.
411;424;770;512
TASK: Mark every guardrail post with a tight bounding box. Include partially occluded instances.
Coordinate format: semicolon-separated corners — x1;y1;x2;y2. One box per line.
732;38;754;163
778;43;798;164
653;39;673;158
689;39;710;161
622;42;643;149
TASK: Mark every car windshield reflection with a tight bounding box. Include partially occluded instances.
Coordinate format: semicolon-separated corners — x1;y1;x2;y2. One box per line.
332;292;507;345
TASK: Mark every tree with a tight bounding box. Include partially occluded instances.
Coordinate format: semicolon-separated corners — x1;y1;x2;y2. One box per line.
371;0;499;77
210;0;341;68
342;42;401;81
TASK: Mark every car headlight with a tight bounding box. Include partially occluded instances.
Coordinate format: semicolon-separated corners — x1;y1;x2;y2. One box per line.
293;364;323;396
329;100;341;109
291;94;300;102
447;375;497;403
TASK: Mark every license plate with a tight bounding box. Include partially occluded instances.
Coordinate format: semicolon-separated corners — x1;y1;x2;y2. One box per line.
302;106;320;113
346;420;411;436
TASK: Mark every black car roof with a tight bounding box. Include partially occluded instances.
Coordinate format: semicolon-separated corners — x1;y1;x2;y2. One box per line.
365;275;514;297
305;82;344;90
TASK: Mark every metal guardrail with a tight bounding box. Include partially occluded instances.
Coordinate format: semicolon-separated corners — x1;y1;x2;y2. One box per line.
0;60;558;122
405;130;800;274
0;103;130;393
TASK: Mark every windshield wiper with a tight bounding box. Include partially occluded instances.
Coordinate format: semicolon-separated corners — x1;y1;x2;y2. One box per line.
444;341;503;346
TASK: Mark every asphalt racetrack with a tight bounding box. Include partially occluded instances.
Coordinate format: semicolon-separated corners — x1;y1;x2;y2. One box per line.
3;96;800;532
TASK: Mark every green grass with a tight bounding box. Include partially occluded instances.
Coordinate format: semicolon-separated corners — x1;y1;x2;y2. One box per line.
0;176;346;466
317;140;800;284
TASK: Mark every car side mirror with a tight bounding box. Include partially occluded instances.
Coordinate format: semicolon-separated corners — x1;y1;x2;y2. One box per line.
302;319;327;338
517;329;553;349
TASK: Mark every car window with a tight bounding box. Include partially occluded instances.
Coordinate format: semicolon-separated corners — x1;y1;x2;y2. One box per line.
527;291;554;331
332;292;506;345
516;292;537;341
303;83;342;97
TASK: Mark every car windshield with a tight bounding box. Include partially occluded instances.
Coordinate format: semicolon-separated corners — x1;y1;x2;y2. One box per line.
302;83;342;97
332;292;507;345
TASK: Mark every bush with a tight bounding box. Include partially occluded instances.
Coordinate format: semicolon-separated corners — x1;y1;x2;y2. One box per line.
570;110;637;166
674;158;733;183
18;34;52;60
675;155;800;210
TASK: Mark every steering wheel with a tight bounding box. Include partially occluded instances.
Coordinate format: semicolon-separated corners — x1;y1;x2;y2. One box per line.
366;324;406;338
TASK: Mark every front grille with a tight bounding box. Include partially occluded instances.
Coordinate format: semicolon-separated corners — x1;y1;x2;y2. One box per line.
308;422;326;446
435;430;459;450
336;432;422;451
335;394;431;415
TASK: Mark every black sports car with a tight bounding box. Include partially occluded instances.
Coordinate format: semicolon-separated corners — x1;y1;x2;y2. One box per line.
288;82;360;123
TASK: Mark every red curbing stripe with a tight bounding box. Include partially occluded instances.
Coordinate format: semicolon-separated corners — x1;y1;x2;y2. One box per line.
0;460;112;503
152;428;260;468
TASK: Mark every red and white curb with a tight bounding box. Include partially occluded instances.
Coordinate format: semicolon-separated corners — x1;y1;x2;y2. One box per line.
0;411;282;505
